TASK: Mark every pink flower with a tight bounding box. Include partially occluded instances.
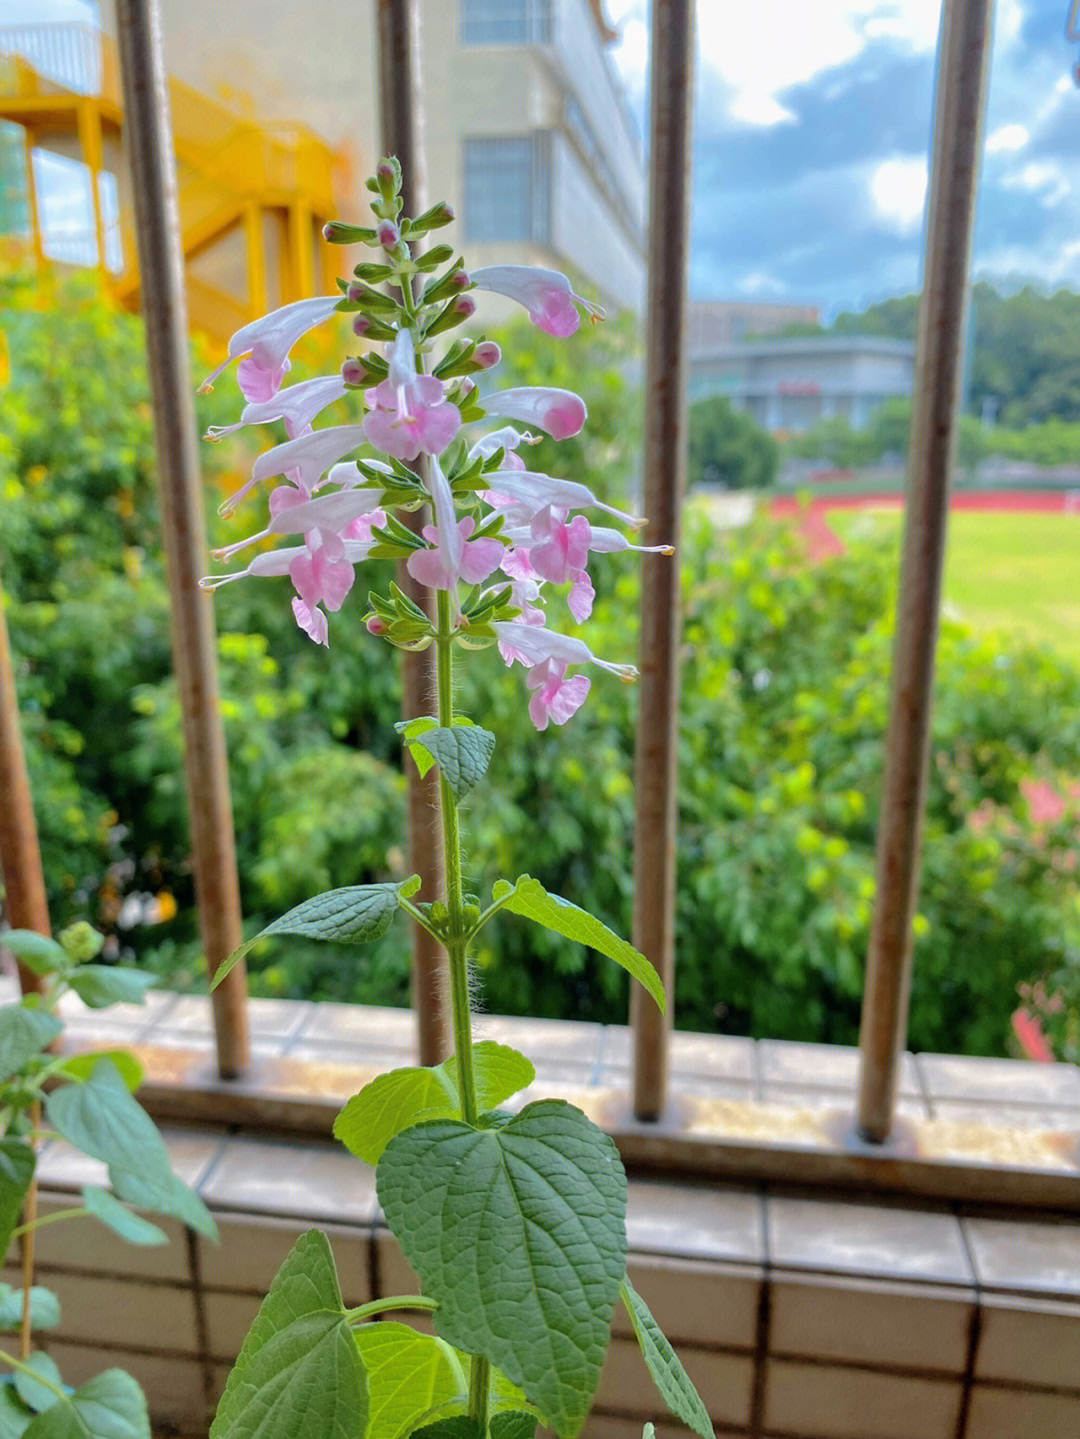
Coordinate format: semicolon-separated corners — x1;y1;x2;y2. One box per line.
205;375;347;443
504;508;595;621
288;530;356;645
219;425;369;515
405;457;503;592
469;266;604;338
199;297;340;401
212;487;386;561
362;329;461;461
527;661;592;730
479;388;587;441
481;468;642;527
492;622;637;680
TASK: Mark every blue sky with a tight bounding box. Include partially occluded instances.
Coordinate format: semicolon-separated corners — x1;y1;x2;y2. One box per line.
12;0;1080;317
606;0;1080;315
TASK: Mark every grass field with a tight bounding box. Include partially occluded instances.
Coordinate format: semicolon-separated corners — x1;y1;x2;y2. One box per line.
827;505;1080;667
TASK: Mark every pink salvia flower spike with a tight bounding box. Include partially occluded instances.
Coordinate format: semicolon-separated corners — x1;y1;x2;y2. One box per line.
198;296;340;399
363;328;461;461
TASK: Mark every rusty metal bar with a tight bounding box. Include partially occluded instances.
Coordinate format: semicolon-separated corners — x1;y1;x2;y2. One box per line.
857;0;994;1143
114;0;250;1078
0;561;49;995
631;0;695;1120
376;0;448;1066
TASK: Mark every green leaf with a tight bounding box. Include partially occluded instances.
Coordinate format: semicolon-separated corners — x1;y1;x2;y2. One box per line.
81;1189;167;1247
211;881;417;990
13;1355;62;1415
490;1415;537;1439
409;727;495;801
21;1370;150;1439
44;1061;216;1240
66;968;156;1011
0;935;65;979
410;1421;478;1439
620;1279;713;1439
0;1286;60;1333
443;1043;534;1114
352;1323;462;1439
0;1008;63;1078
335;1069;457;1167
0;1382;34;1439
333;1043;534;1167
642;1426;656;1439
500;878;666;1015
56;1052;144;1093
0;1140;36;1258
378;1100;627;1438
210;1230;367;1439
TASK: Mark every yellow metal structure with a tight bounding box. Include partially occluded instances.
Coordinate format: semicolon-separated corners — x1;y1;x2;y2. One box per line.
0;22;342;342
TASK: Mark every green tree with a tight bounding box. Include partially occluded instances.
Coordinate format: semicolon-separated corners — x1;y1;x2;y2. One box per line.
688;395;778;489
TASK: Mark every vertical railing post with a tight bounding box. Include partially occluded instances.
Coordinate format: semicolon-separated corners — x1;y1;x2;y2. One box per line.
857;0;994;1143
376;0;449;1066
631;0;695;1121
0;562;49;995
114;0;250;1078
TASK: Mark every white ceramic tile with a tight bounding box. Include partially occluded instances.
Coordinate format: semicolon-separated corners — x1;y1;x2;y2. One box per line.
767;1194;972;1284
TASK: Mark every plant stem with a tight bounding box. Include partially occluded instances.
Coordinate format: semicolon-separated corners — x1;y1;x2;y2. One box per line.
344;1295;438;1323
10;1207;92;1241
433;586;489;1433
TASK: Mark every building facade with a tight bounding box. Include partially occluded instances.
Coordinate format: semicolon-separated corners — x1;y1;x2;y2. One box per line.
689;335;917;434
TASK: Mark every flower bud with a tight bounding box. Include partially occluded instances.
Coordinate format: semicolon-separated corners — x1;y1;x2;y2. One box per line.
450;270;471;290
347;281;364;303
323;220;374;244
342;359;365;386
473;341;501;370
353;314;371;337
366;615;388;635
59;921;104;962
377;220;401;250
454;296;476;318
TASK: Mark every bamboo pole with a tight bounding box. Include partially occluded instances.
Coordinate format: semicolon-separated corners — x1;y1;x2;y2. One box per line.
114;0;250;1078
631;0;695;1120
0;563;49;996
376;0;448;1066
857;0;995;1143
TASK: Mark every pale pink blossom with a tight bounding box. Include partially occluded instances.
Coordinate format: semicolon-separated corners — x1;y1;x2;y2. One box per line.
527;661;592;730
468;427;539;472
363;329;461;461
199;297;340;401
199;537;374;592
288;530;356;645
205;375;347;442
212;488;385;561
469;266;604;338
502;509;595;621
405;457;503;592
219;425;369;515
479;388;587;441
492;622;637;681
481;469;642;527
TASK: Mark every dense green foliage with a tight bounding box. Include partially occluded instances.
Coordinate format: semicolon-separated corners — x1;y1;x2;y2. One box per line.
688;394;778;489
3;277;1079;1057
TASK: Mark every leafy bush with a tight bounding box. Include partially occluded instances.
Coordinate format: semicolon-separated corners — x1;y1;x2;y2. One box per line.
3;276;1080;1057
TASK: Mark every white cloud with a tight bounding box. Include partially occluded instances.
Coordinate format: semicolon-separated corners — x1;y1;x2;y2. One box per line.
741;269;787;296
1002;161;1071;206
870;156;928;233
985;123;1029;155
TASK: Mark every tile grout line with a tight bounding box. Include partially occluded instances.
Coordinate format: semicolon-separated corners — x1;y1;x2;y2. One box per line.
748;1181;771;1439
953;1205;983;1439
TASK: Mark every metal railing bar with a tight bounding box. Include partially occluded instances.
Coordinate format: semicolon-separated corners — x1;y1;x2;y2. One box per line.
376;0;449;1067
114;0;250;1079
856;0;995;1143
0;557;49;995
631;0;695;1121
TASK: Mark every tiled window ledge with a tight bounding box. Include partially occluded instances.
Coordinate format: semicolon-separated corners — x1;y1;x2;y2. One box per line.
52;988;1080;1211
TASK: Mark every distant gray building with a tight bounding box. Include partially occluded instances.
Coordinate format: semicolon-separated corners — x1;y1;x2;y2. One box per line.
689;335;917;434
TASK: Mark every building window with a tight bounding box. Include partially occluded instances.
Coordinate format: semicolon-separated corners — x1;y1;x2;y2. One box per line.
461;0;553;45
464;135;550;244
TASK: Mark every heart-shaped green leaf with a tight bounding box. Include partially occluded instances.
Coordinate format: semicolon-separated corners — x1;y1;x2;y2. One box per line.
0;1380;34;1439
13;1355;62;1415
335;1043;535;1166
409;727;495;800
0;1285;60;1333
211;1231;367;1439
0;1008;62;1079
353;1322;463;1439
497;878;665;1014
81;1189;167;1247
620;1278;713;1439
211;879;420;990
378;1100;627;1438
45;1060;216;1239
66;968;156;1011
21;1369;150;1439
56;1052;144;1093
0;1139;35;1258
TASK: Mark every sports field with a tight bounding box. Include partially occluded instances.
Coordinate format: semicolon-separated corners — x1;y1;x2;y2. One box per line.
787;495;1080;668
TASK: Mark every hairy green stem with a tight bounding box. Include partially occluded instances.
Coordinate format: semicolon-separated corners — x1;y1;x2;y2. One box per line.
433;587;490;1433
344;1295;438;1323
